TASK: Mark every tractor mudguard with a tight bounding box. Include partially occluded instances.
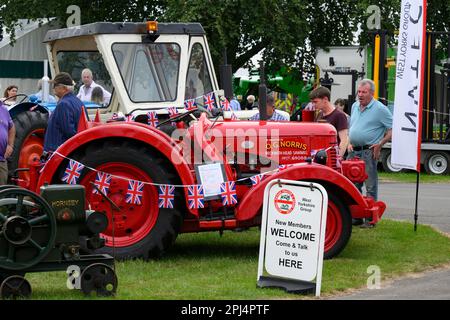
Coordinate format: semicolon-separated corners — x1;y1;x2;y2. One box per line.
236;163;386;222
8;102;49;118
37;122;197;209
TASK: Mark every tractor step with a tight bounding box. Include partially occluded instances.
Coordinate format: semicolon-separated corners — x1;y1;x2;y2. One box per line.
200;208;235;221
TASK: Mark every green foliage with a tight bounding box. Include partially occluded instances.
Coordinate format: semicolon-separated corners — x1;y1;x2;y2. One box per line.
0;0;449;76
0;0;166;39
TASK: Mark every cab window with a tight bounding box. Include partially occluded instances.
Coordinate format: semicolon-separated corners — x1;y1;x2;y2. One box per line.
185;43;213;100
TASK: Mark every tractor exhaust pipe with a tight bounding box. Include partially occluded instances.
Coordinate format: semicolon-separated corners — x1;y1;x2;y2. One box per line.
219;48;233;100
259;61;268;121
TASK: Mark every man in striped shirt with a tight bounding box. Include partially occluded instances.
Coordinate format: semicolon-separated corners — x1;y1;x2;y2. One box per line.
249;94;289;121
43;72;86;153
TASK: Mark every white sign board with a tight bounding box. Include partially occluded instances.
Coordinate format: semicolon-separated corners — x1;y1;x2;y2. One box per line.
257;180;328;296
194;163;226;200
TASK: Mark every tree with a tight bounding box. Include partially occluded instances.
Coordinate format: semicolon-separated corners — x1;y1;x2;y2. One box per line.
0;0;166;39
1;0;449;78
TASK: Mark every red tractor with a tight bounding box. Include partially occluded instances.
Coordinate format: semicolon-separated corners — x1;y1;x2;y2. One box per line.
14;21;386;260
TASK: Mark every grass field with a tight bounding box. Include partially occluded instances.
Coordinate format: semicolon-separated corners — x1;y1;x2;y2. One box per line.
20;219;450;300
379;171;450;183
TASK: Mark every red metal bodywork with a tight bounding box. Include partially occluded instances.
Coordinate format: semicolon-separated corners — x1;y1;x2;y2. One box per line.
30;113;385;236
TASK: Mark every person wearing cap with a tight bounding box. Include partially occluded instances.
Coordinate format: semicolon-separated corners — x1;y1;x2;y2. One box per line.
0;100;15;184
43;72;87;153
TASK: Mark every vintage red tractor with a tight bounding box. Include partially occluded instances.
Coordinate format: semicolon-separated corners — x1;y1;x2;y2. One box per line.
12;21;386;260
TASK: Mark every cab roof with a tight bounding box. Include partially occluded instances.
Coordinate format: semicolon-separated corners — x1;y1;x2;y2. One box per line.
44;22;205;42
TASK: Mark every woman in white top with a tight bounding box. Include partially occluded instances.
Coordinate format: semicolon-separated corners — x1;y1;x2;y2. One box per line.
1;85;18;106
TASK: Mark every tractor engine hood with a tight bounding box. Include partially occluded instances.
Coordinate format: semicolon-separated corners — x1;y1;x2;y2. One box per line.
191;120;338;166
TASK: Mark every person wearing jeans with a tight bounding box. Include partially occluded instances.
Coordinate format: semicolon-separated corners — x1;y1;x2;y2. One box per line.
348;79;392;228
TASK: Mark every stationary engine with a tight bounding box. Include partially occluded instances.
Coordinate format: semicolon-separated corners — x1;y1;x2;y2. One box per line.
0;184;117;299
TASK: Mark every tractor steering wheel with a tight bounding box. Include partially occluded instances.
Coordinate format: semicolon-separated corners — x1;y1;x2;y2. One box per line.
156;105;212;128
2;94;28;106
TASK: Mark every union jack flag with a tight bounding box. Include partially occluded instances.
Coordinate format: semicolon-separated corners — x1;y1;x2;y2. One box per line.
126;180;145;205
147;111;159;127
220;97;231;111
184;99;197;110
158;185;175;209
250;174;264;186
126;114;135;122
187;185;204;209
61;160;85;185
168;106;179;117
203;93;216;111
93;172;111;195
278;164;293;171
220;181;238;206
230;112;238;120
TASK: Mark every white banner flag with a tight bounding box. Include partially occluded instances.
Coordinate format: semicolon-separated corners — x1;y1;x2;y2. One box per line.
392;0;427;171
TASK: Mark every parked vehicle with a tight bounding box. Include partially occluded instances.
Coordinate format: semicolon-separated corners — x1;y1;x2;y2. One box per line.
11;21;386;260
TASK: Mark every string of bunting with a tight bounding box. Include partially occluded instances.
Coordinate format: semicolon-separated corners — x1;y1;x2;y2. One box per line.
52;86;341;209
111;91;239;126
51;150;334;210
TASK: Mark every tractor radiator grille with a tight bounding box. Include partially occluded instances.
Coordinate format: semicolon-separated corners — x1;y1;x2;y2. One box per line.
329;146;339;171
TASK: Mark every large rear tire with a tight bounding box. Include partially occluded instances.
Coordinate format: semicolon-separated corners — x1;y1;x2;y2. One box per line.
8;111;48;178
69;140;184;260
324;193;352;259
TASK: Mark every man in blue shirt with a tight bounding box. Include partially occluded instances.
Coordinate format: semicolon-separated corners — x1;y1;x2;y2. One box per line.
348;79;392;228
43;72;86;153
230;96;241;111
249;94;289;121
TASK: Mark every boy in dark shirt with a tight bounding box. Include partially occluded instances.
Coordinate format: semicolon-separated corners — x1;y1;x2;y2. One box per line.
309;87;348;157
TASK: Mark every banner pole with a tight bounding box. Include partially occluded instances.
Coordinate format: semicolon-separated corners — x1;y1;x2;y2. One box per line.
414;171;420;232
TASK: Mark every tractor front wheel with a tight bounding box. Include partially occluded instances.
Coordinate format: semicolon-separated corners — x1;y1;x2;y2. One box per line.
324;193;352;259
73;140;183;260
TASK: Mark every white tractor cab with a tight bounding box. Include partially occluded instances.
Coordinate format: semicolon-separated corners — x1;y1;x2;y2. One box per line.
44;21;233;121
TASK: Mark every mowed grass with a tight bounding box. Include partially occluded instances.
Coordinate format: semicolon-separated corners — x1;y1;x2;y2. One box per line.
24;219;450;300
379;171;450;183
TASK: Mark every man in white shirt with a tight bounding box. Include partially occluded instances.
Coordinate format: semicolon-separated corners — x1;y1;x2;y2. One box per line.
77;68;111;105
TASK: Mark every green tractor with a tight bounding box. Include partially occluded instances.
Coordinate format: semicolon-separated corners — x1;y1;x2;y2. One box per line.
233;66;315;116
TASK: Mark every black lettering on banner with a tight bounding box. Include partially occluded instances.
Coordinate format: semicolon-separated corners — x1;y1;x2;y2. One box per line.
408;86;419;105
411;59;420;79
409;6;423;24
402;112;417;133
411;37;421;50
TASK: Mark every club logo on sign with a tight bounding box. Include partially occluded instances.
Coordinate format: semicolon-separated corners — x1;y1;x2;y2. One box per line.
274;189;296;215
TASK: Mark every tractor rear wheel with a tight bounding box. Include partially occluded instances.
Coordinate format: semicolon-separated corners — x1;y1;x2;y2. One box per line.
324;193;352;259
73;140;183;260
8;111;48;178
